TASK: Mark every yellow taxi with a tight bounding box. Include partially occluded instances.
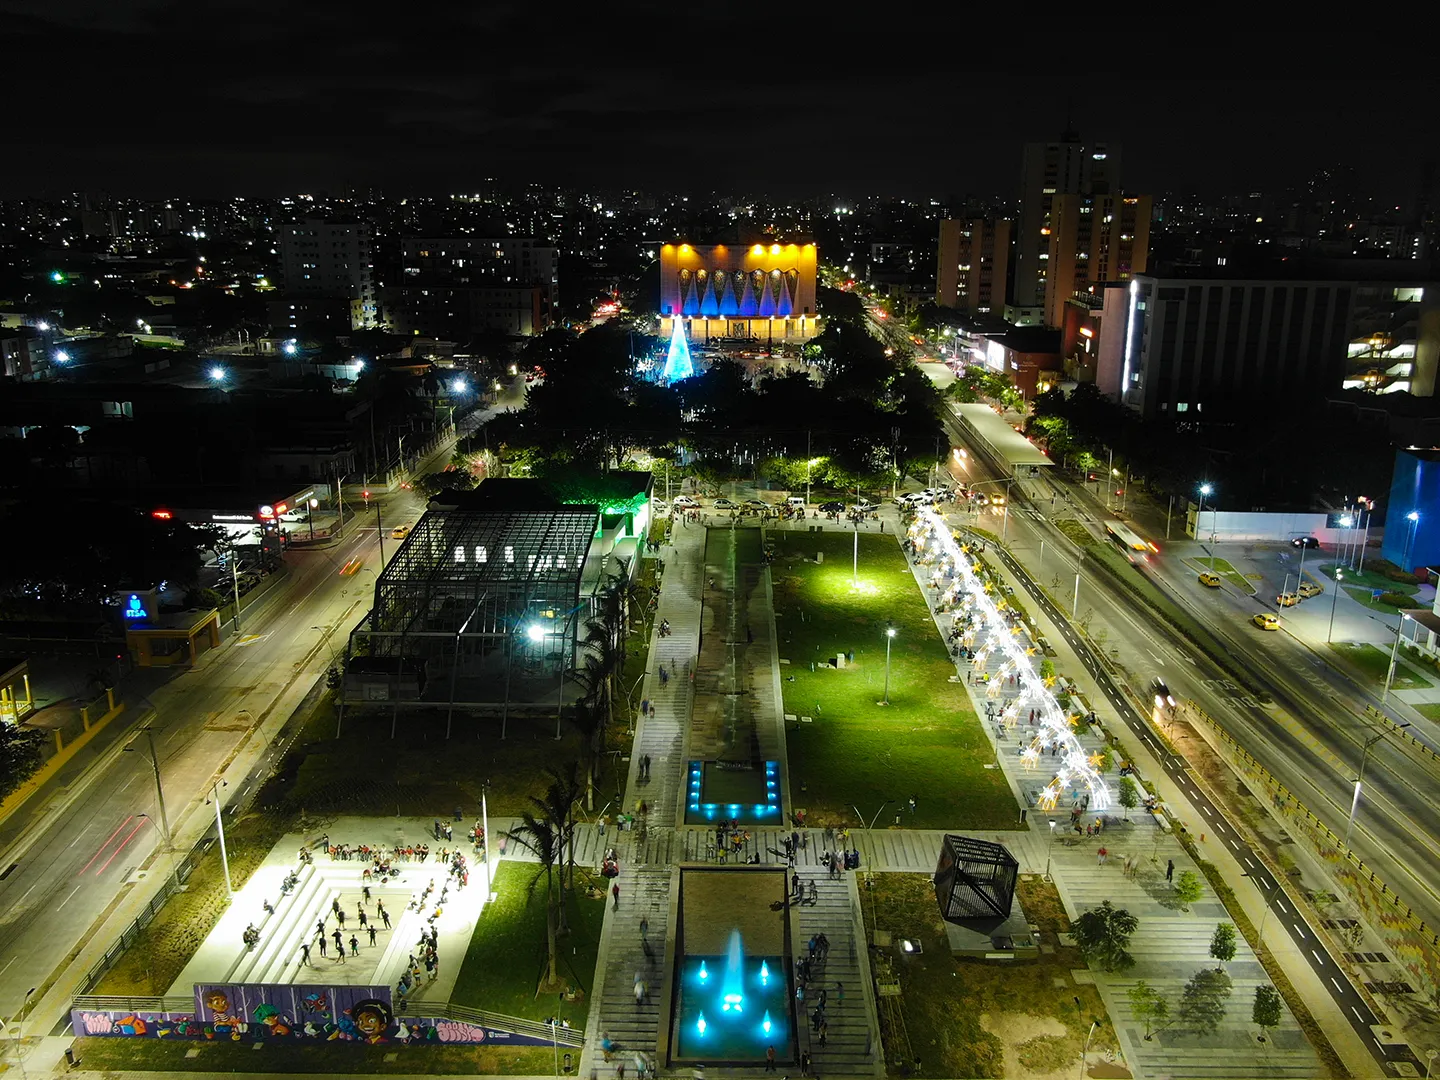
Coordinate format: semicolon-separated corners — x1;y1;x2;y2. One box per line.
1275;592;1300;607
391;524;413;540
1298;581;1323;599
1198;572;1222;588
1253;612;1280;631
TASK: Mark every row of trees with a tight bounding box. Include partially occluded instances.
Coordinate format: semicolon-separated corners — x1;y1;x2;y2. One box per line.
479;294;948;491
1024;380;1395;513
1076;902;1284;1041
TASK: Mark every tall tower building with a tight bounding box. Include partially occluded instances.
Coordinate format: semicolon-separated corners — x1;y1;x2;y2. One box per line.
1014;130;1120;312
936;218;1011;314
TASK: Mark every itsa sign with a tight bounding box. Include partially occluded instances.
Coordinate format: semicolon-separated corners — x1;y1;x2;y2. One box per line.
114;588;159;625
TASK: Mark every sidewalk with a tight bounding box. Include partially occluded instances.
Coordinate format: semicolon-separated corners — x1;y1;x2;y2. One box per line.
958;518;1375;1077
578;516;706;1079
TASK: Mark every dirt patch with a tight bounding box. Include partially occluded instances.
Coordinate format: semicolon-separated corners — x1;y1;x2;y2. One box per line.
980;1012;1074;1080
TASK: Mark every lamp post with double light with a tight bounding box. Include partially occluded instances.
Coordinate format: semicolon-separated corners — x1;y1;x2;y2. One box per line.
1197;483;1216;571
882;623;897;705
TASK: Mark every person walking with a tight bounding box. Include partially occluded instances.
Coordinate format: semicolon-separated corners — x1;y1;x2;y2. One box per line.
333;928;344;952
640;916;649;940
300;942;312;967
336;907;346;928
318;934;327;958
358;908;368;928
765;1045;776;1072
1166;858;1175;882
613;882;621;910
1097;846;1107;865
381;907;392;929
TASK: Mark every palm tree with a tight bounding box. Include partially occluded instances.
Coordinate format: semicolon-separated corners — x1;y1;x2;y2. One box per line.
506;809;562;988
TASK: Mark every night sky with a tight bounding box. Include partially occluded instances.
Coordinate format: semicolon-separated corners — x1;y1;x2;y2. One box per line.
5;2;1434;202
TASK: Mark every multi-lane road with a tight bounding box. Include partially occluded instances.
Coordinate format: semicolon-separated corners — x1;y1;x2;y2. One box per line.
0;379;522;1026
936;401;1430;1070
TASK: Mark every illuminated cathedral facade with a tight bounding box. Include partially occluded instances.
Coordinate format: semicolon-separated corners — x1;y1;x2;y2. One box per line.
658;240;820;344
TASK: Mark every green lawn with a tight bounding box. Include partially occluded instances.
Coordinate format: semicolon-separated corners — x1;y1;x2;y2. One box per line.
1318;562;1420;596
1342;585;1419;616
73;1036;552;1074
1328;642;1433;690
768;531;1016;830
450;861;606;1027
862;873;1115;1079
285;706;598;819
1413;703;1440;722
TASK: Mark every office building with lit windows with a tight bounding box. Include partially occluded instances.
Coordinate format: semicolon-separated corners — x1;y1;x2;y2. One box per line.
658;241;819;345
936;218;1011;314
1118;272;1440;420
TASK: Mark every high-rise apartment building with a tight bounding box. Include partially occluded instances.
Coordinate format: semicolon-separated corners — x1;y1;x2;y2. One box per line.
383;236;559;339
1014;130;1120;312
1042;194;1151;327
279;216;378;330
936;218;1011;314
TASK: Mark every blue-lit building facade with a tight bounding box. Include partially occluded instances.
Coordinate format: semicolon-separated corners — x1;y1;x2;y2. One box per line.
1381;449;1440;573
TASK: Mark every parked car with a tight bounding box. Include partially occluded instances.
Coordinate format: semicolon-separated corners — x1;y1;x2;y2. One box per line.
786;496;807;509
853;500;878;513
819;500;846;513
742;499;769;511
673;495;699;509
1253;612;1280;630
652;499;670;515
713;498;738;510
1198;572;1222;588
1291;536;1320;549
1275;592;1300;607
1298;581;1323;598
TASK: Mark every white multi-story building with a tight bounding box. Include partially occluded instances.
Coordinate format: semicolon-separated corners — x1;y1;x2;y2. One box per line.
279;216;378;329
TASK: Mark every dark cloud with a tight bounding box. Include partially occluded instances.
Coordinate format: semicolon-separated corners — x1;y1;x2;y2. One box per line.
0;2;1432;202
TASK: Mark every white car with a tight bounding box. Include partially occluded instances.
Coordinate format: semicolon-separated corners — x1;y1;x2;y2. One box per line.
853;500;878;513
713;498;738;510
652;499;670;515
673;495;699;509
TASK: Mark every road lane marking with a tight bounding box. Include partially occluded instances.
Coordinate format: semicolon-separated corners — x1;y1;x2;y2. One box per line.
1353;1007;1365;1022
0;956;15;976
1312;949;1324;964
1277;900;1288;913
56;883;83;910
1332;977;1344;992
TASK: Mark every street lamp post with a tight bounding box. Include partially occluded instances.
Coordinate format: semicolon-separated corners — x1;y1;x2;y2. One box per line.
1403;511;1421;572
1327;570;1345;642
882;623;896;705
207;780;234;895
1381;614;1412;706
1197;483;1216;571
1044;818;1058;881
125;728;172;848
1345;724;1410;849
1242;871;1283;946
1075;998;1100;1080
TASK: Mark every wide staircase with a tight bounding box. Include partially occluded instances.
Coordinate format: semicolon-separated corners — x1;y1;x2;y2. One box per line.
589;867;669;1074
795;875;879;1078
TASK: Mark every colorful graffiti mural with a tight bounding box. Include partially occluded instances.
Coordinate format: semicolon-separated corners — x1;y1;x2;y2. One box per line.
73;983;551;1047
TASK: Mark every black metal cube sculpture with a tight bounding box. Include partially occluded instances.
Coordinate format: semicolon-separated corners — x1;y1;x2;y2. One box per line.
934;834;1019;922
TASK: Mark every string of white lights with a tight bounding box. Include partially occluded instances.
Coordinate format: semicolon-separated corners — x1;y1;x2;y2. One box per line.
908;507;1111;812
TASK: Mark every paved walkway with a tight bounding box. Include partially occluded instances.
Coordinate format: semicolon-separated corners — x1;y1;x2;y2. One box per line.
900;522;1326;1079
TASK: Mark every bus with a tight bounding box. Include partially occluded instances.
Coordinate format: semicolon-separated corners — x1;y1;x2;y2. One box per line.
1104;520;1158;556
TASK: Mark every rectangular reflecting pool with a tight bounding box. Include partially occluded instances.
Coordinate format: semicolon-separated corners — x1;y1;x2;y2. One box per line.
675;949;790;1061
669;868;794;1067
685;760;782;825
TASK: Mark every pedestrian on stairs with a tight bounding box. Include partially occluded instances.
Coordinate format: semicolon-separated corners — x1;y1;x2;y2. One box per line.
300;942;311;966
613;882;621;910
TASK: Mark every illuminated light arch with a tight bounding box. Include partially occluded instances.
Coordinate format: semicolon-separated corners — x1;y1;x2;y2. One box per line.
908;507;1110;812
